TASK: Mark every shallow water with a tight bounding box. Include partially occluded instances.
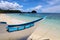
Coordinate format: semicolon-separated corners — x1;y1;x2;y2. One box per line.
1;13;60;29
27;13;60;40
6;13;60;22
38;13;60;32
6;13;60;29
6;13;41;22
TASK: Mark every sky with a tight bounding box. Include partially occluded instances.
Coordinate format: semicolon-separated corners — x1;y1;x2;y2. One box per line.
0;0;60;13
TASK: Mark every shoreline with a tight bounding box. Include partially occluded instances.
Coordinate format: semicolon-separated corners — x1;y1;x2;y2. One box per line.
0;14;26;25
0;13;41;40
28;18;60;40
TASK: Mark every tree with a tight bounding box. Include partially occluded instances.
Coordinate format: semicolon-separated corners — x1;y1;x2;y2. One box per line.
31;10;37;13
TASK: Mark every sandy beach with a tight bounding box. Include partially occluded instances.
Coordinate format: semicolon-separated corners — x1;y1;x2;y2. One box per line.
0;14;26;25
0;14;43;40
0;0;60;40
0;14;60;40
0;23;38;40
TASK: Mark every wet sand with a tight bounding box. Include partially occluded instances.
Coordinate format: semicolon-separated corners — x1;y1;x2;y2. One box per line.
28;19;60;40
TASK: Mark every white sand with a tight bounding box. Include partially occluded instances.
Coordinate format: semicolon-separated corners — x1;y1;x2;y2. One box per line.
27;19;60;40
0;14;26;25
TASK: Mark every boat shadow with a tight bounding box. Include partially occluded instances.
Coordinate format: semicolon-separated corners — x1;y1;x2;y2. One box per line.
17;35;30;40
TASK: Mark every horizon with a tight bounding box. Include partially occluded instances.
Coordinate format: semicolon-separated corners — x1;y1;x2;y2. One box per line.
0;0;60;13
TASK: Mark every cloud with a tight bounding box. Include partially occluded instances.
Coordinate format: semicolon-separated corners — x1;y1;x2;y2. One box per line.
39;0;60;13
34;5;42;10
25;0;60;13
46;0;60;6
25;5;42;12
42;5;60;13
0;1;23;10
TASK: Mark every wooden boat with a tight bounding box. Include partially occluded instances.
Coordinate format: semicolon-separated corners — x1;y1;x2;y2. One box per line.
7;17;43;32
0;15;46;40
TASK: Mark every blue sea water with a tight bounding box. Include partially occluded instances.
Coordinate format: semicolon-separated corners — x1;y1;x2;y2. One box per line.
38;13;60;33
6;13;60;20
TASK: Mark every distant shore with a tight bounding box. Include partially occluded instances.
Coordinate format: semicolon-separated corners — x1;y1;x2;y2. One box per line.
0;10;37;13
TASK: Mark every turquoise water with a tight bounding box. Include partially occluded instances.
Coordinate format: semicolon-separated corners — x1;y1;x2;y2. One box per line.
6;13;60;24
6;13;60;30
38;13;60;33
6;13;42;22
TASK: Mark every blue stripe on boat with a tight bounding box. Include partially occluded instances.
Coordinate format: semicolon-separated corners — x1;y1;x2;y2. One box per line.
8;27;17;32
18;26;24;30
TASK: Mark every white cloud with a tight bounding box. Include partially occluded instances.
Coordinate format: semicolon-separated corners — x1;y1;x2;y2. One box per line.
47;0;60;5
34;5;42;10
25;0;60;13
42;5;60;13
25;5;42;12
0;1;23;10
40;0;60;13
